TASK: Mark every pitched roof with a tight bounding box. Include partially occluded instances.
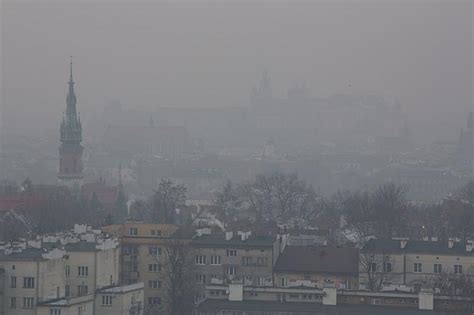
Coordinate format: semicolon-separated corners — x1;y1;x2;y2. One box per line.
363;239;474;256
64;241;98;252
0;248;44;261
274;246;359;275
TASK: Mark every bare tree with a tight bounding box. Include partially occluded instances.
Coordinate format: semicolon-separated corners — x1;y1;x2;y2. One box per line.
372;183;408;238
158;238;196;315
457;181;474;205
359;252;394;291
427;272;474;297
227;172;319;226
341;189;376;241
214;180;242;227
150;179;187;224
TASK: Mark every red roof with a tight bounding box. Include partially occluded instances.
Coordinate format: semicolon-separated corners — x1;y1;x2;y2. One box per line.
81;182;121;210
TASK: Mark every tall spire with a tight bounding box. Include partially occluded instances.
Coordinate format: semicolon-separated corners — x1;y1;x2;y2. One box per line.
69;56;74;84
66;56;77;123
58;56;84;190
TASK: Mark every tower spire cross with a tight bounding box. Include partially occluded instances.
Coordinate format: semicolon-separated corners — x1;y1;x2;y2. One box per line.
69;56;74;83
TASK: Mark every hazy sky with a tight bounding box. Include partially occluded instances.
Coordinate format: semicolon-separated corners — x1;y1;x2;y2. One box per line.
1;0;473;140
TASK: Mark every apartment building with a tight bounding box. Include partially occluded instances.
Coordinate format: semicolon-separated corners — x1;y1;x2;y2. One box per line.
102;221;180;314
0;248;66;315
0;224;144;315
274;246;359;289
360;238;474;292
191;231;277;294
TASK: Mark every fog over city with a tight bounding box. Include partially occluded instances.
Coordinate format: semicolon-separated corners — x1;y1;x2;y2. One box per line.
0;1;473;314
2;1;472;139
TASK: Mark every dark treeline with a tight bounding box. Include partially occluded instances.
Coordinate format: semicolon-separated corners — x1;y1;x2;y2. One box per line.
0;175;473;243
211;173;474;242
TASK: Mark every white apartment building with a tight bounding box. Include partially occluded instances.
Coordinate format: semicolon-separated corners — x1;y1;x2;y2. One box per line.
0;224;144;315
360;238;474;293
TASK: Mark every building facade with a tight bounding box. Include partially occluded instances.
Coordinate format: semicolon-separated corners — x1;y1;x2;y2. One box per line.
191;231;277;296
102;221;180;314
360;238;474;293
0;224;143;315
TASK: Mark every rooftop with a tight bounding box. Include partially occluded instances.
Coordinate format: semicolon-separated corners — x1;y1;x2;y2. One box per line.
192;233;274;248
64;241;99;252
0;248;44;261
274;246;359;275
363;239;474;256
197;300;452;314
97;282;144;294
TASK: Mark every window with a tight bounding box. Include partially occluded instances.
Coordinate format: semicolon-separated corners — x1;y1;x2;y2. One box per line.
281;277;287;287
148;280;161;288
129;227;138;236
124;246;138;255
65;285;70;297
383;262;392;273
256;257;266;266
148;264;161;272
148;297;161;305
23;297;34;309
414;263;422;273
132;264;138;272
101;295;113;306
78;285;88;296
227;249;237;257
65;266;70;277
195;255;206;265
23;277;35;288
50;309;62;315
242;256;252;266
10;297;16;309
78;266;88;277
77;305;86;315
434;264;442;274
11;276;16;288
148;247;162;256
195;274;206;284
210;255;221;265
227;266;236;276
151;229;162;236
454;264;463;274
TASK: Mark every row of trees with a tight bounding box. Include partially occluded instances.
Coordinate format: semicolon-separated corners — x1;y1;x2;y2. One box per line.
214;173;319;227
213;173;474;241
341;183;408;240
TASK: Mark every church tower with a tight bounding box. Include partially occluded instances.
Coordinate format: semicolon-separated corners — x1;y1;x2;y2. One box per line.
58;58;83;189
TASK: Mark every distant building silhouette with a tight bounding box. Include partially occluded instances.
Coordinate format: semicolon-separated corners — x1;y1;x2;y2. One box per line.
457;112;474;171
58;59;84;190
251;69;273;108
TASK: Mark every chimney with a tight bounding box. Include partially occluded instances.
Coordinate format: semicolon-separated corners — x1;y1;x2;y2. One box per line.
448;238;455;249
323;287;337;305
225;231;233;241
418;291;434;310
228;284;243;301
466;241;473;252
